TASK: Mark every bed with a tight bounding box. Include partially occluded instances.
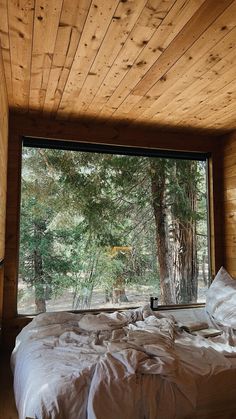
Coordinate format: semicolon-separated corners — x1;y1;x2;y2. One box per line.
11;267;236;419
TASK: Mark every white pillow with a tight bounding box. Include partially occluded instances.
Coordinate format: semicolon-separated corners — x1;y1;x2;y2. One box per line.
206;266;236;328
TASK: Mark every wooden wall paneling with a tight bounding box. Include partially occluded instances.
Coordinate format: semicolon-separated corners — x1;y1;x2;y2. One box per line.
224;188;236;204
2;111;224;350
221;132;236;277
9;113;222;150
223;175;236;191
0;45;8;262
224;233;236;244
222;140;236;157
0;40;8;344
3;131;21;323
224;221;236;237
208;144;225;277
223;163;236;178
0;268;4;337
224;259;236;273
224;245;236;258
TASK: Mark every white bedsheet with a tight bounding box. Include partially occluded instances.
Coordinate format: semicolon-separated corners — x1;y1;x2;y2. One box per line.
11;307;236;419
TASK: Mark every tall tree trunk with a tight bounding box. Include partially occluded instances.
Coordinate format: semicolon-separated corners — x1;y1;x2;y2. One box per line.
175;222;197;303
202;250;210;286
171;161;198;304
112;276;129;303
150;160;176;305
33;221;46;313
34;249;46;313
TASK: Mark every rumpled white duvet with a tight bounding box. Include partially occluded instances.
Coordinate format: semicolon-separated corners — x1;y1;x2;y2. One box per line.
11;306;236;419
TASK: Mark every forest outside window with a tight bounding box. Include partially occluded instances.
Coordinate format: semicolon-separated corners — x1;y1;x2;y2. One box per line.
18;139;210;314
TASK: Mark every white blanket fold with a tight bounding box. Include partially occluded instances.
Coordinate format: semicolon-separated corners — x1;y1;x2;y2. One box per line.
11;307;236;419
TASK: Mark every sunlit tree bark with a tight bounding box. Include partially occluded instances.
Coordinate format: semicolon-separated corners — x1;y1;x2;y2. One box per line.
150;160;176;304
170;161;198;303
33;221;46;313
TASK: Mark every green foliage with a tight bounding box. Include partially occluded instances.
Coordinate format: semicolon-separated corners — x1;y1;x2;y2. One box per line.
18;146;209;312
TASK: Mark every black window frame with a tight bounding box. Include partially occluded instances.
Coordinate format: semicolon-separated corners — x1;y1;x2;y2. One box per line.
18;136;211;313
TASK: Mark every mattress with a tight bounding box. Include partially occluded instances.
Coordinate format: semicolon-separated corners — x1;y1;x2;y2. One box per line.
11;306;236;419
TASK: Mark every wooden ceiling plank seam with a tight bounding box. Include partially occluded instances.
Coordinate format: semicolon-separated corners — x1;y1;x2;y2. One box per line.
166;62;236;124
148;76;235;122
150;99;234;130
174;73;236;124
43;0;92;115
216;109;236;125
72;0;172;117
29;0;64;113
190;90;236;126
0;38;8;114
53;0;95;115
95;0;202;118
162;43;236;118
84;0;175;116
56;0;121;119
207;116;236;130
52;66;70;114
51;0;95;117
42;19;74;113
1;0;236;132
148;110;233;130
31;0;64;112
131;12;236;121
96;0;207;119
67;0;148;117
135;26;236;123
0;0;13;105
147;33;236;121
171;110;235;131
118;0;236;121
134;38;236;123
157;96;236;129
63;0;93;69
185;116;235;130
70;0;150;117
131;0;235;96
87;0;177;116
27;0;36;114
8;0;35;112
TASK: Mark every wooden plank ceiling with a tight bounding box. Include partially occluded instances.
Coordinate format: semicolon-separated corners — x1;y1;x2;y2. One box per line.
0;0;236;132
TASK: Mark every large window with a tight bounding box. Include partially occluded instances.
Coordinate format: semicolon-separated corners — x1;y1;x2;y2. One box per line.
18;139;210;314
